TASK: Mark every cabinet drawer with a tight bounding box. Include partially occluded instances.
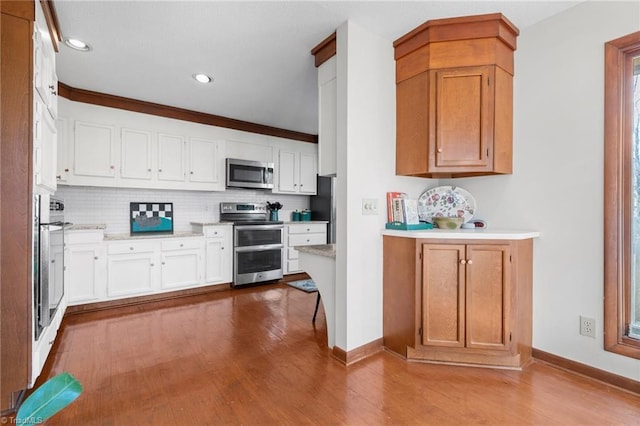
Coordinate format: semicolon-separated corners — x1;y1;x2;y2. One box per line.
108;241;156;255
161;238;203;251
204;226;228;238
288;233;326;247
287;223;326;234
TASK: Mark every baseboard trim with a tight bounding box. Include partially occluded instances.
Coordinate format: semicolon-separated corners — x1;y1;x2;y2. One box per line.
65;282;231;315
331;338;384;366
532;348;640;395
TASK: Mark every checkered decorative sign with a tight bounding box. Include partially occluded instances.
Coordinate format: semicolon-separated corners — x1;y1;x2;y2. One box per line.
129;202;174;235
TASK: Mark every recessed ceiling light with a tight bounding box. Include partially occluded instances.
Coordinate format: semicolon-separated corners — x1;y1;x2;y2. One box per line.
64;38;91;52
193;73;212;84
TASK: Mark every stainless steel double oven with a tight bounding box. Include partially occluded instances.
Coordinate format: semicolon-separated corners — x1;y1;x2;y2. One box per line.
220;202;283;287
34;194;68;339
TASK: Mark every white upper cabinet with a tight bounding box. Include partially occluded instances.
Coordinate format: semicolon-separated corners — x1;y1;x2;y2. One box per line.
188;137;220;184
158;133;185;182
318;55;337;176
33;12;58;194
121;128;153;180
274;143;318;195
73;121;117;178
58;101;227;191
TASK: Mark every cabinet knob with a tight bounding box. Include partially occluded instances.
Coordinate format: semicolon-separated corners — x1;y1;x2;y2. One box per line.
129;247;134;250
467;259;473;265
214;231;218;235
460;259;466;265
64;168;69;172
221;247;224;250
159;169;163;172
110;165;115;169
180;243;184;247
294;184;297;187
56;175;61;179
190;171;194;175
150;263;154;267
94;256;98;260
148;168;152;172
51;259;55;264
437;148;443;153
162;261;166;265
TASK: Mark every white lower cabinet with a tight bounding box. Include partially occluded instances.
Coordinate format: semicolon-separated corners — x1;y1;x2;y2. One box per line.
66;229;230;306
107;242;159;297
285;223;327;274
160;239;204;289
192;224;233;284
66;230;107;305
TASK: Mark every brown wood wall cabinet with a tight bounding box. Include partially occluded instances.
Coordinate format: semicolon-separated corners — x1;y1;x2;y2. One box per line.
1;0;35;413
394;13;519;178
383;236;533;369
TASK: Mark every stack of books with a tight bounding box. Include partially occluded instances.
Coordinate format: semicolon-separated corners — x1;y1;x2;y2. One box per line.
386;192;432;230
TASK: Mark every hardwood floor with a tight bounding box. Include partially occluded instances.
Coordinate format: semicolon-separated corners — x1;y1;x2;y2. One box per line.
38;283;639;425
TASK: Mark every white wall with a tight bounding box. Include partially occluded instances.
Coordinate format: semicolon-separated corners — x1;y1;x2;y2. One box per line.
442;1;640;380
334;21;436;351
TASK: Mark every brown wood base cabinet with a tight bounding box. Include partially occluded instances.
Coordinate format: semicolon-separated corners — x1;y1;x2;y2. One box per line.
383;235;533;369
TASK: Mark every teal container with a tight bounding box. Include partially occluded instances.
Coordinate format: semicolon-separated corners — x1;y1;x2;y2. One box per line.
269;210;279;221
300;210;311;221
292;211;301;221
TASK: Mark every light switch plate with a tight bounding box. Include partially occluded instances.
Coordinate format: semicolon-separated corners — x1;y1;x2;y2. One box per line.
362;198;378;215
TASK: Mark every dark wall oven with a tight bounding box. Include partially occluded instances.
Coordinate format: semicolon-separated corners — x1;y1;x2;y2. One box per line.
220;202;283;287
34;195;68;340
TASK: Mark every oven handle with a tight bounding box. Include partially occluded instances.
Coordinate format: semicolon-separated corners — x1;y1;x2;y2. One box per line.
234;244;283;253
235;224;283;231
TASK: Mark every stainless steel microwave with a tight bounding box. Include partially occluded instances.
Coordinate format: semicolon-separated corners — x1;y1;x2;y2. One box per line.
226;158;274;190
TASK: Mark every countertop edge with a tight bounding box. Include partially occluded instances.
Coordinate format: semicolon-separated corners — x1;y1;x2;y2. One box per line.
381;229;540;240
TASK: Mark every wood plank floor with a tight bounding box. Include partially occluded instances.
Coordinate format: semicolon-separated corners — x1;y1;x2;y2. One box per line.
38;283;640;425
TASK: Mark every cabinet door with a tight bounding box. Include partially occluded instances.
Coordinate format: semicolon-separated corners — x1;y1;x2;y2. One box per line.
158;133;185;182
34;98;58;193
277;150;297;193
465;244;510;350
56;117;69;183
318;55;337;176
107;252;156;297
121;128;152;180
429;66;493;171
188;138;219;183
161;249;202;289
205;238;226;283
67;244;106;304
421;244;465;347
298;152;317;194
74;121;116;178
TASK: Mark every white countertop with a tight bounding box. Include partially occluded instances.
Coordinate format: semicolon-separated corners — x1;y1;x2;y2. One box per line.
105;231;204;241
66;224;106;231
190;221;233;226
382;228;540;240
297;244;336;258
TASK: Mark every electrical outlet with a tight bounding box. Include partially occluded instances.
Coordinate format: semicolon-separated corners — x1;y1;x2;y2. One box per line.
580;316;596;338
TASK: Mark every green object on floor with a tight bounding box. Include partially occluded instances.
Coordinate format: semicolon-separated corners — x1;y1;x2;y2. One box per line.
16;372;82;424
285;279;317;293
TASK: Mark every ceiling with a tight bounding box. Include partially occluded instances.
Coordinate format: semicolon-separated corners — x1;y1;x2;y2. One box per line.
54;1;582;136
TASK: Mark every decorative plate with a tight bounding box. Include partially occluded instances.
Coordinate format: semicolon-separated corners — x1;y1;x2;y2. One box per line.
418;186;476;223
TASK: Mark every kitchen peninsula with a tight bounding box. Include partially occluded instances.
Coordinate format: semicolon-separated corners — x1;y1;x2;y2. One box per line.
382;229;539;369
297;244;336;348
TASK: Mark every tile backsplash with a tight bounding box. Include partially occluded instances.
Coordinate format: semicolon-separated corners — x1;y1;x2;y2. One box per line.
56;186;309;234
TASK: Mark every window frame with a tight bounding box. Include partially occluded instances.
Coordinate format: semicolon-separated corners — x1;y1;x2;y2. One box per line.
604;30;640;359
